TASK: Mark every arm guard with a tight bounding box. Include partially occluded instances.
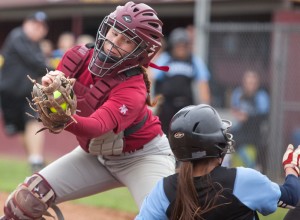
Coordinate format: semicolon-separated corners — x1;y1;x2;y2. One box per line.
278;174;300;209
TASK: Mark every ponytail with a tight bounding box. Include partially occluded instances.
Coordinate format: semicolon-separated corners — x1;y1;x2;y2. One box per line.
141;67;162;107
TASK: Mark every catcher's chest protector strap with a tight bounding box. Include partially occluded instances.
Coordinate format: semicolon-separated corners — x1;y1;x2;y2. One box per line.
60;44;92;78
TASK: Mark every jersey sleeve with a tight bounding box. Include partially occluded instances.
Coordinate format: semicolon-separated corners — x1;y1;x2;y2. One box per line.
100;76;147;133
233;167;281;216
278;174;300;208
135;179;169;220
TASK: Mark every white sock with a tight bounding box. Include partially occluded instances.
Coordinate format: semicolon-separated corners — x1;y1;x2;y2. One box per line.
28;155;44;164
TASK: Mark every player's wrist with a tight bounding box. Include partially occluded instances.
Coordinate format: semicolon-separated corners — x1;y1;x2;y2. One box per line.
284;165;299;177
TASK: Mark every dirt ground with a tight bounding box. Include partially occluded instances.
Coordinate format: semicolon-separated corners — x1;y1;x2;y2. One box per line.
0;192;136;220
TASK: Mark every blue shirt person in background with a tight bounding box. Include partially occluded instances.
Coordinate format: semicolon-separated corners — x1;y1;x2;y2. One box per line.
151;27;211;135
135;104;300;220
230;70;270;170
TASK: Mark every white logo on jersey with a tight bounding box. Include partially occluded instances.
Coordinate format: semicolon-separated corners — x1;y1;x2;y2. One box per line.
119;104;128;115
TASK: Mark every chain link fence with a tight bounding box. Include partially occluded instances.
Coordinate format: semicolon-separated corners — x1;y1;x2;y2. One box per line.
205;23;300;181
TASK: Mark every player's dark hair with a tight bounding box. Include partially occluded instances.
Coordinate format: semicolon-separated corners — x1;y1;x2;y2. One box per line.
170;159;225;220
141;67;162;107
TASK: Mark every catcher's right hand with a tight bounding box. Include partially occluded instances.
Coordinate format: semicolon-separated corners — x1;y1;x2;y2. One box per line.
27;70;77;134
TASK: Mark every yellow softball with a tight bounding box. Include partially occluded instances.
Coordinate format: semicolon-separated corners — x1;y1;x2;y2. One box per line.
49;90;68;113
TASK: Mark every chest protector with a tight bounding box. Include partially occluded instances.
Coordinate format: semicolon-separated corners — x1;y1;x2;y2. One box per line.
59;44;141;117
58;44;147;154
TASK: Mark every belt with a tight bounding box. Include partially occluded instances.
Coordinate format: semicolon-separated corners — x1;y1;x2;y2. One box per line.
125;146;144;154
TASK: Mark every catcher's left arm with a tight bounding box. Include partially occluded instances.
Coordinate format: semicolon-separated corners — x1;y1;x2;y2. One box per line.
26;70;77;134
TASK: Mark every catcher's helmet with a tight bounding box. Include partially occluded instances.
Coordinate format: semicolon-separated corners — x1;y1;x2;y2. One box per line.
89;1;163;77
168;104;234;161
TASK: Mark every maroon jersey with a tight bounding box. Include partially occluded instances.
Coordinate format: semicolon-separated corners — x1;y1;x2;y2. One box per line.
58;49;163;153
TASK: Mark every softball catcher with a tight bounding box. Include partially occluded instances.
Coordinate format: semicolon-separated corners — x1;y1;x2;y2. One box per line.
1;2;175;219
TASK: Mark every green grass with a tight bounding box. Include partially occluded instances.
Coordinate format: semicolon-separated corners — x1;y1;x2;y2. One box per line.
259;209;288;220
73;188;138;213
0;157;138;213
0;158;29;191
0;157;290;218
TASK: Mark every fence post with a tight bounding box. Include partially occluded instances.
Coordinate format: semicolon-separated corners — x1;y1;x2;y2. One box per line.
194;0;211;63
267;25;288;181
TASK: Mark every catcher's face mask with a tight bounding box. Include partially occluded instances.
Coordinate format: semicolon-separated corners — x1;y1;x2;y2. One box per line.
89;17;145;77
88;1;163;77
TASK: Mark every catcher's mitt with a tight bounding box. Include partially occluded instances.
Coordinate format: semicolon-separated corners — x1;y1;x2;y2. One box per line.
27;70;77;134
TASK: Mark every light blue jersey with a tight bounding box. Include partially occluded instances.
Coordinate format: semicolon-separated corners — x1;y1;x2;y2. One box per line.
136;167;281;220
152;52;210;82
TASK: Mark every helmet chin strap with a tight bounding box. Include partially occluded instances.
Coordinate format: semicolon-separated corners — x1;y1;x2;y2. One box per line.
219;157;224;166
149;62;169;72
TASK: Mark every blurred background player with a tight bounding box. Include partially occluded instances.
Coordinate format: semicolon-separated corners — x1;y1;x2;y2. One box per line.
0;11;50;173
151;27;211;135
230;70;270;171
51;32;76;68
40;38;56;69
75;34;95;46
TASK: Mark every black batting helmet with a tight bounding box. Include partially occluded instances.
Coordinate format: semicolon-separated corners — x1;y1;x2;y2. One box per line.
168;104;234;161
